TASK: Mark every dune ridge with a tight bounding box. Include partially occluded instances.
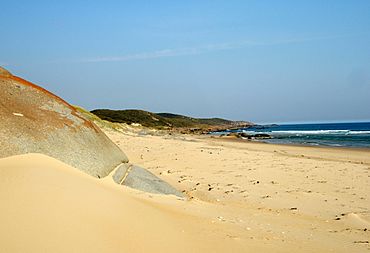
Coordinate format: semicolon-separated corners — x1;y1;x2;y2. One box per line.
0;153;251;253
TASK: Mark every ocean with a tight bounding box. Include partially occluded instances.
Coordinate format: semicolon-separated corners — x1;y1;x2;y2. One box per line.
215;122;370;148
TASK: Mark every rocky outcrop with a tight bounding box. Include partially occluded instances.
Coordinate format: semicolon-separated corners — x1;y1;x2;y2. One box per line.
224;132;272;140
0;67;128;178
0;67;183;196
113;164;183;197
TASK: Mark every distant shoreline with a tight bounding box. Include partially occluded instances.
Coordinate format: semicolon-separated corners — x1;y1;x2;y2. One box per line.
210;122;370;149
210;134;370;151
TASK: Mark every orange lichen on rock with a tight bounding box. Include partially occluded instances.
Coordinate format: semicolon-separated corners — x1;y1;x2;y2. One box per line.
0;67;128;177
2;72;100;133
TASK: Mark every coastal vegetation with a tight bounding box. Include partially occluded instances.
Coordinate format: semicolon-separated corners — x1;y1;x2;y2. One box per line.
90;109;252;132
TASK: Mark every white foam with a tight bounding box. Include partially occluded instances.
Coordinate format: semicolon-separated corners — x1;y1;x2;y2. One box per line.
348;131;370;134
241;129;370;135
271;130;349;135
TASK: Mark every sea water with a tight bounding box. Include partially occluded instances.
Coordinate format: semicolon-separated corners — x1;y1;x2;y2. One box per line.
217;122;370;148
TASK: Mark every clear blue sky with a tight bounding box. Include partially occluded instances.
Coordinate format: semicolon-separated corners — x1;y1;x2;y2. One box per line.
1;1;370;123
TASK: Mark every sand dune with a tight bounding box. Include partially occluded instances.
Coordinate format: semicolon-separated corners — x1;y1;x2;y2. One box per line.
0;154;251;253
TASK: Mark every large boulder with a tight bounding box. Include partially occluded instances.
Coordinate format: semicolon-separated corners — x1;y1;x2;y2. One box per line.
0;67;128;178
0;67;183;197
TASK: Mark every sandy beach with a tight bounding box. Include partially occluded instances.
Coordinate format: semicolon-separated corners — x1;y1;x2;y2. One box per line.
107;129;370;252
1;128;369;252
2;1;369;251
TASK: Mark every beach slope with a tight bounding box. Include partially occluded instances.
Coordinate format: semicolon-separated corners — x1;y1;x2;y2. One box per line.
0;153;255;253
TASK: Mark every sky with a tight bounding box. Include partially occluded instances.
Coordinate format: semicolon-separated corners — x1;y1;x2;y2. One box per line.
1;0;370;124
